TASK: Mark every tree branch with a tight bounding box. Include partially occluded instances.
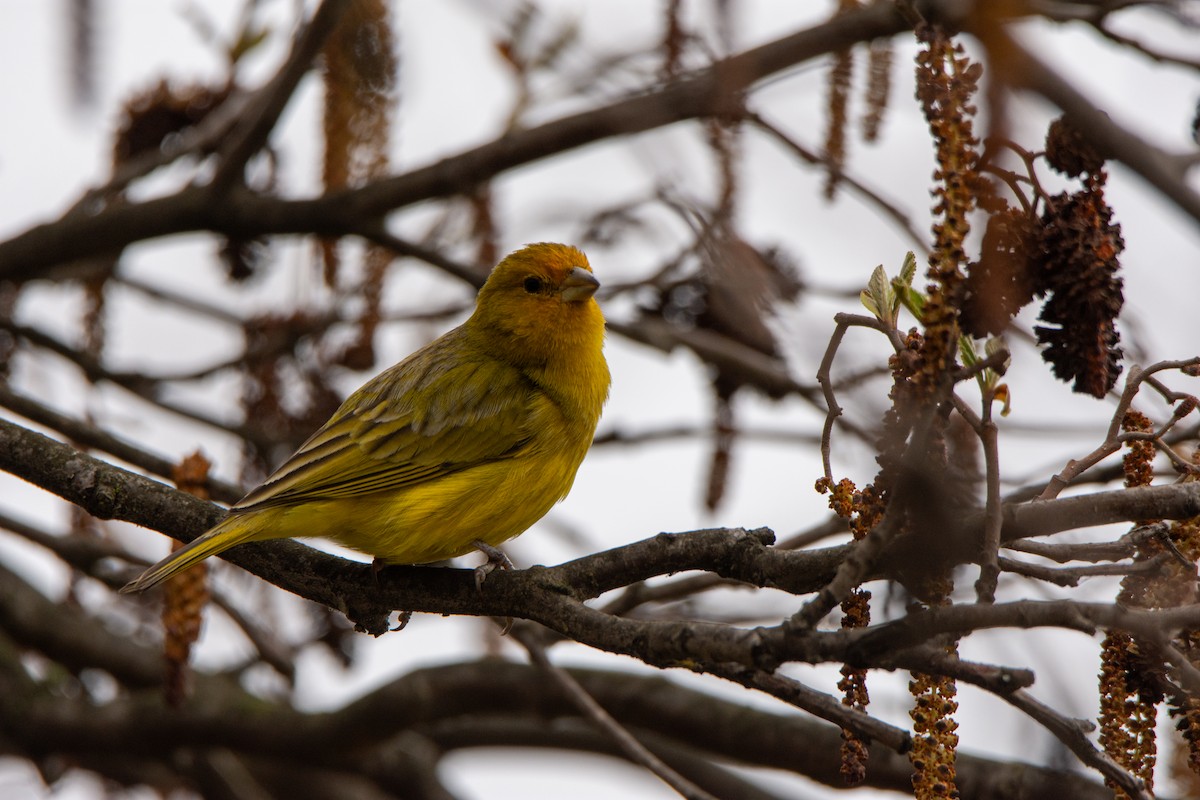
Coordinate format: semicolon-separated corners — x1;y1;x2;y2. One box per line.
0;1;918;281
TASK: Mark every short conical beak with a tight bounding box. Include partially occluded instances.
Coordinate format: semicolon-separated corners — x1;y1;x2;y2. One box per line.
560;267;600;302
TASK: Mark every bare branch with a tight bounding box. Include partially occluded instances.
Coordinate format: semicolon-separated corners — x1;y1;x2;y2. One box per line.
0;3;918;282
1002;689;1151;800
512;624;719;800
0;384;243;504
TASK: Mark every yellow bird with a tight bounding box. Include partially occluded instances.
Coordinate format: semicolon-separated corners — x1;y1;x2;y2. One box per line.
122;243;610;593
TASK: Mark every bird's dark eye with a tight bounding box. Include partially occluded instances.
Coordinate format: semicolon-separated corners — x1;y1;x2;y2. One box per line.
523;277;544;294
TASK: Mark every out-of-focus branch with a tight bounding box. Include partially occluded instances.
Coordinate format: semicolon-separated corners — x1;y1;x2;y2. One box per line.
0;384;243;504
0;561;171;689
1092;18;1200;71
607;317;816;401
512;623;719;800
0;1;919;281
749;112;931;253
209;0;350;191
2;319;270;448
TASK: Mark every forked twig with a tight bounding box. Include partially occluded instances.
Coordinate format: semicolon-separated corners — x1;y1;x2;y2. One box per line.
1038;358;1200;500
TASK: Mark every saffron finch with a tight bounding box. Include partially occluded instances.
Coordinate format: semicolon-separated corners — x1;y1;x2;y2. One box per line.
122;243;609;593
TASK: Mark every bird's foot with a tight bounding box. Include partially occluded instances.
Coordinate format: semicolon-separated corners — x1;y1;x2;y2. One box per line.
471;539;514;592
472;540;514;635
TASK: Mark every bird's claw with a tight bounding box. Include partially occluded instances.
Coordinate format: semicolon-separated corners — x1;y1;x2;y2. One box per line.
472;540;515;633
471;539;513;593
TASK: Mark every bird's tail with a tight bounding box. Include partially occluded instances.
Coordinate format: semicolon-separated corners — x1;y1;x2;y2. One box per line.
120;515;254;593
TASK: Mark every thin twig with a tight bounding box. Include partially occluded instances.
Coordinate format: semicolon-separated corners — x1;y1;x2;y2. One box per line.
996;554;1167;587
1004;524;1153;563
1038;358;1200;499
953;347;1011;384
1093;19;1200;71
599;518;847;617
0;384;244;504
1002;689;1151;800
2;320;271;451
707;663;912;753
816;318;850;483
881;646;1036;694
510;624;719;800
748;112;931;254
816;312;906;481
592;424;818;449
210;0;351;191
975;396;1003;603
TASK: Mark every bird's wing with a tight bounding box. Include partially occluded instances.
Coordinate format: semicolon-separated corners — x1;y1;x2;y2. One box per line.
233;330;541;511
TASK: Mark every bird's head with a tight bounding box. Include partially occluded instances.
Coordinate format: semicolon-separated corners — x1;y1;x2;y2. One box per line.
470;243;606;367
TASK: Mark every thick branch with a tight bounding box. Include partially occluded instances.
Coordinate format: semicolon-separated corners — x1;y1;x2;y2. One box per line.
7;415;1200;639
